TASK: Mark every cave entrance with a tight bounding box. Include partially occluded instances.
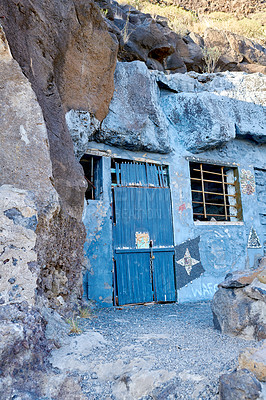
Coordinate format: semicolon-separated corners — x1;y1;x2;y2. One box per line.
111;159;176;306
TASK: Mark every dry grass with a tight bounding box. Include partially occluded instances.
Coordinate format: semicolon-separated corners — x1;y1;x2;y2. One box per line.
79;306;94;319
66;314;83;335
117;0;266;44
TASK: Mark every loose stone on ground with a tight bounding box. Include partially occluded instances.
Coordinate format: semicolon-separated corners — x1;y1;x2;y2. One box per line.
50;302;259;399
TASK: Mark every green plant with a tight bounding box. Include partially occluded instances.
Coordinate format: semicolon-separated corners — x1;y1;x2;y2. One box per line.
66;314;82;335
121;9;132;43
202;45;222;73
100;8;108;17
79;306;93;319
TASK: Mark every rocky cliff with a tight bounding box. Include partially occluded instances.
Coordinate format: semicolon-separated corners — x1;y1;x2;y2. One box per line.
100;0;266;75
0;0;118;310
0;0;117;397
169;0;265;16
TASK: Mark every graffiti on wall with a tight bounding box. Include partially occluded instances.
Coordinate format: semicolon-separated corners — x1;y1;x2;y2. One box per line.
240;169;255;195
136;232;150;249
247;226;261;248
175;237;205;289
191;282;218;298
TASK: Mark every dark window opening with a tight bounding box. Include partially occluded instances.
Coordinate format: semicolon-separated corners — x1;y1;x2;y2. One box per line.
189;162;242;222
111;158;170;188
80;154;103;200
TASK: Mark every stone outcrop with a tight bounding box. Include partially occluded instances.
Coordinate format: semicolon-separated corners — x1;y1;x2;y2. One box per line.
239;342;266;382
101;0;266;75
212;265;266;341
0;185;39;306
0;302;50;400
98;61;171;153
0;0;118;309
68;61;266;155
169;0;265;17
204;28;266;75
219;340;266;400
219;369;262;400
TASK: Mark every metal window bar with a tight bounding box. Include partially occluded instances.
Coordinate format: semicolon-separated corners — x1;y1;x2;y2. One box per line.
191;177;235;185
192;201;238;208
193;168;223;176
221;166;228;220
200;163;207;219
191;190;236;197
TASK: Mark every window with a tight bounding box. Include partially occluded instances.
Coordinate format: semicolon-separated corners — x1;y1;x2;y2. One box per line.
80;154;102;200
189;162;242;222
111;158;169;188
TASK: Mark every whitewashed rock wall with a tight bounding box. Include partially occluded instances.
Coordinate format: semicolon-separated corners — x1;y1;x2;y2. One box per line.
67;61;266;156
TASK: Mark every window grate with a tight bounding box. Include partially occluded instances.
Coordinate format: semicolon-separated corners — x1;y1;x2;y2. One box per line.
111;158;169;188
189;162;242;222
80;154;102;200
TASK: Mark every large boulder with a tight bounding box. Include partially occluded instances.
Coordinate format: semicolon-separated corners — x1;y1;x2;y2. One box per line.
160;91;236;152
97;61;172;153
219;369;262;400
67;64;266;155
155;69;266;149
239;342;266;382
212;266;266;341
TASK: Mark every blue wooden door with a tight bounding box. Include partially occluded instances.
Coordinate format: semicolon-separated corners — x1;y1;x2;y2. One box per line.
113;162;176;305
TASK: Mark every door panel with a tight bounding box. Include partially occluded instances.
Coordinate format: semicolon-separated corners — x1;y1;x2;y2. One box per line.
113;181;176;305
115;250;153;305
153;251;176;302
255;168;266;254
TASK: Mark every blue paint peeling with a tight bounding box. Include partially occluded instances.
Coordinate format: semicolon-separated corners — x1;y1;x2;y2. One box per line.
82;139;265;306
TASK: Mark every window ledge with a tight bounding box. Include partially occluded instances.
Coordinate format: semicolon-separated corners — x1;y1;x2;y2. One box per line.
194;221;244;226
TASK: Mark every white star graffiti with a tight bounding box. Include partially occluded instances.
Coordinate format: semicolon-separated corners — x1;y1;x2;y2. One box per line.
176;248;199;275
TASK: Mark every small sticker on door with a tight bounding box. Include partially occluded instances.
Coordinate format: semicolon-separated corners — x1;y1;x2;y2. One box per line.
136;232;150;249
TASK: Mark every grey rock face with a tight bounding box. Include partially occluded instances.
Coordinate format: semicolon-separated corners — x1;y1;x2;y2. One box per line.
0;185;38;306
219;369;262;400
65;110;101;158
76;62;266;154
0;302;50;399
98;61;172;153
212;267;266;341
161;91;236;152
155;70;266;149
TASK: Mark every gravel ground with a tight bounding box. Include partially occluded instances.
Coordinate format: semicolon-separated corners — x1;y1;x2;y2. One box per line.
50;301;256;400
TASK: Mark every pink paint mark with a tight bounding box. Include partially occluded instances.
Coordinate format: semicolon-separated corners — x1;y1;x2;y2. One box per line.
179;203;186;212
